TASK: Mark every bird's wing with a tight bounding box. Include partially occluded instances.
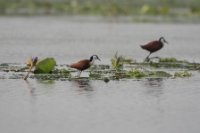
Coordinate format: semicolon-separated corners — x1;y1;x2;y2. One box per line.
69;59;90;70
141;41;161;51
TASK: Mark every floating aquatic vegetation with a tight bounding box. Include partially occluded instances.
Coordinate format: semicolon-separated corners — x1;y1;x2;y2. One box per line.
9;74;24;79
0;63;27;72
30;74;71;80
147;71;172;78
159;57;189;63
128;69;146;78
159;57;177;62
34;58;56;74
112;71;130;79
122;57;135;64
90;64;110;70
146;57;200;69
111;52;124;70
111;52;135;70
149;62;184;68
89;71;102;79
127;69;171;79
52;68;71;75
0;57;199;81
174;71;192;78
0;63;9;67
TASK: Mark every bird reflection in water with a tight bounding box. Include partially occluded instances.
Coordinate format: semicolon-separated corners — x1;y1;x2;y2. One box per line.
142;78;165;120
142;78;164;98
71;79;93;92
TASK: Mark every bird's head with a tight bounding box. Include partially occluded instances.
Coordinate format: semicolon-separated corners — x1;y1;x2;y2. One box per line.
89;55;101;62
159;37;168;44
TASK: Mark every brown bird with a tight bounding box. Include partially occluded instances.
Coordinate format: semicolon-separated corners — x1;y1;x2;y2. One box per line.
141;37;168;61
68;55;101;77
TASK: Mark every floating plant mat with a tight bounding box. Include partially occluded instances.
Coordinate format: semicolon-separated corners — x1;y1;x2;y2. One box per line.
0;58;200;81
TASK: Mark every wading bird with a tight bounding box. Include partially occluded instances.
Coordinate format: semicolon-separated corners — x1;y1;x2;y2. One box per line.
68;55;101;77
141;37;168;61
24;57;38;80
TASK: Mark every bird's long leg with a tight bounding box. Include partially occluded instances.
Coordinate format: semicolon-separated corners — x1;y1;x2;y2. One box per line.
145;52;152;62
77;71;82;77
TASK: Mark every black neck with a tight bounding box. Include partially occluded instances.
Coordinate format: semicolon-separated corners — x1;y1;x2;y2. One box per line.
159;37;164;42
89;56;93;62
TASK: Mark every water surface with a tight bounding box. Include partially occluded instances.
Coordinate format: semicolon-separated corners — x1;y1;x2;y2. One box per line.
0;16;200;133
0;16;200;63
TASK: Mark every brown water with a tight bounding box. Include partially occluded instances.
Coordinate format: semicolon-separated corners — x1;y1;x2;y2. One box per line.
0;16;200;133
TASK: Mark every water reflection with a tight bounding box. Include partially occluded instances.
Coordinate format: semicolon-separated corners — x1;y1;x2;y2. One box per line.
24;79;56;97
142;78;164;98
24;80;36;96
36;79;55;85
71;79;93;92
142;78;165;122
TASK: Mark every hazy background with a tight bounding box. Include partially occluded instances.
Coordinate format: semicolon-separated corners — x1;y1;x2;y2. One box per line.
0;0;200;23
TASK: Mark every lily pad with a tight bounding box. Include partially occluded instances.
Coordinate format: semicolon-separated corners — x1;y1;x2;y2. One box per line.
34;58;56;74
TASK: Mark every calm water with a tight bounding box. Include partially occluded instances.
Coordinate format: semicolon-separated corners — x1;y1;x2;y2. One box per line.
0;16;200;133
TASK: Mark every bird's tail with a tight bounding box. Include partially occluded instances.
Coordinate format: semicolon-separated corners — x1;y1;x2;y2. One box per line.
140;45;145;49
66;64;70;67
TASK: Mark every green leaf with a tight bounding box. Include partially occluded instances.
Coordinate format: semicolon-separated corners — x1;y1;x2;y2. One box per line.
34;58;56;74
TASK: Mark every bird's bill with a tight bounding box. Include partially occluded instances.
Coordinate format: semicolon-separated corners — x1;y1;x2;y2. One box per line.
97;57;101;61
164;40;169;44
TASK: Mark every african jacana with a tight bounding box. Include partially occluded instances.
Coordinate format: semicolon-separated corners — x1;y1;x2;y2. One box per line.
24;57;38;80
141;37;168;61
68;55;101;77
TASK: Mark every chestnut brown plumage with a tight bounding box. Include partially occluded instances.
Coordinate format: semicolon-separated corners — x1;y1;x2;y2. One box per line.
68;55;100;77
141;37;168;60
